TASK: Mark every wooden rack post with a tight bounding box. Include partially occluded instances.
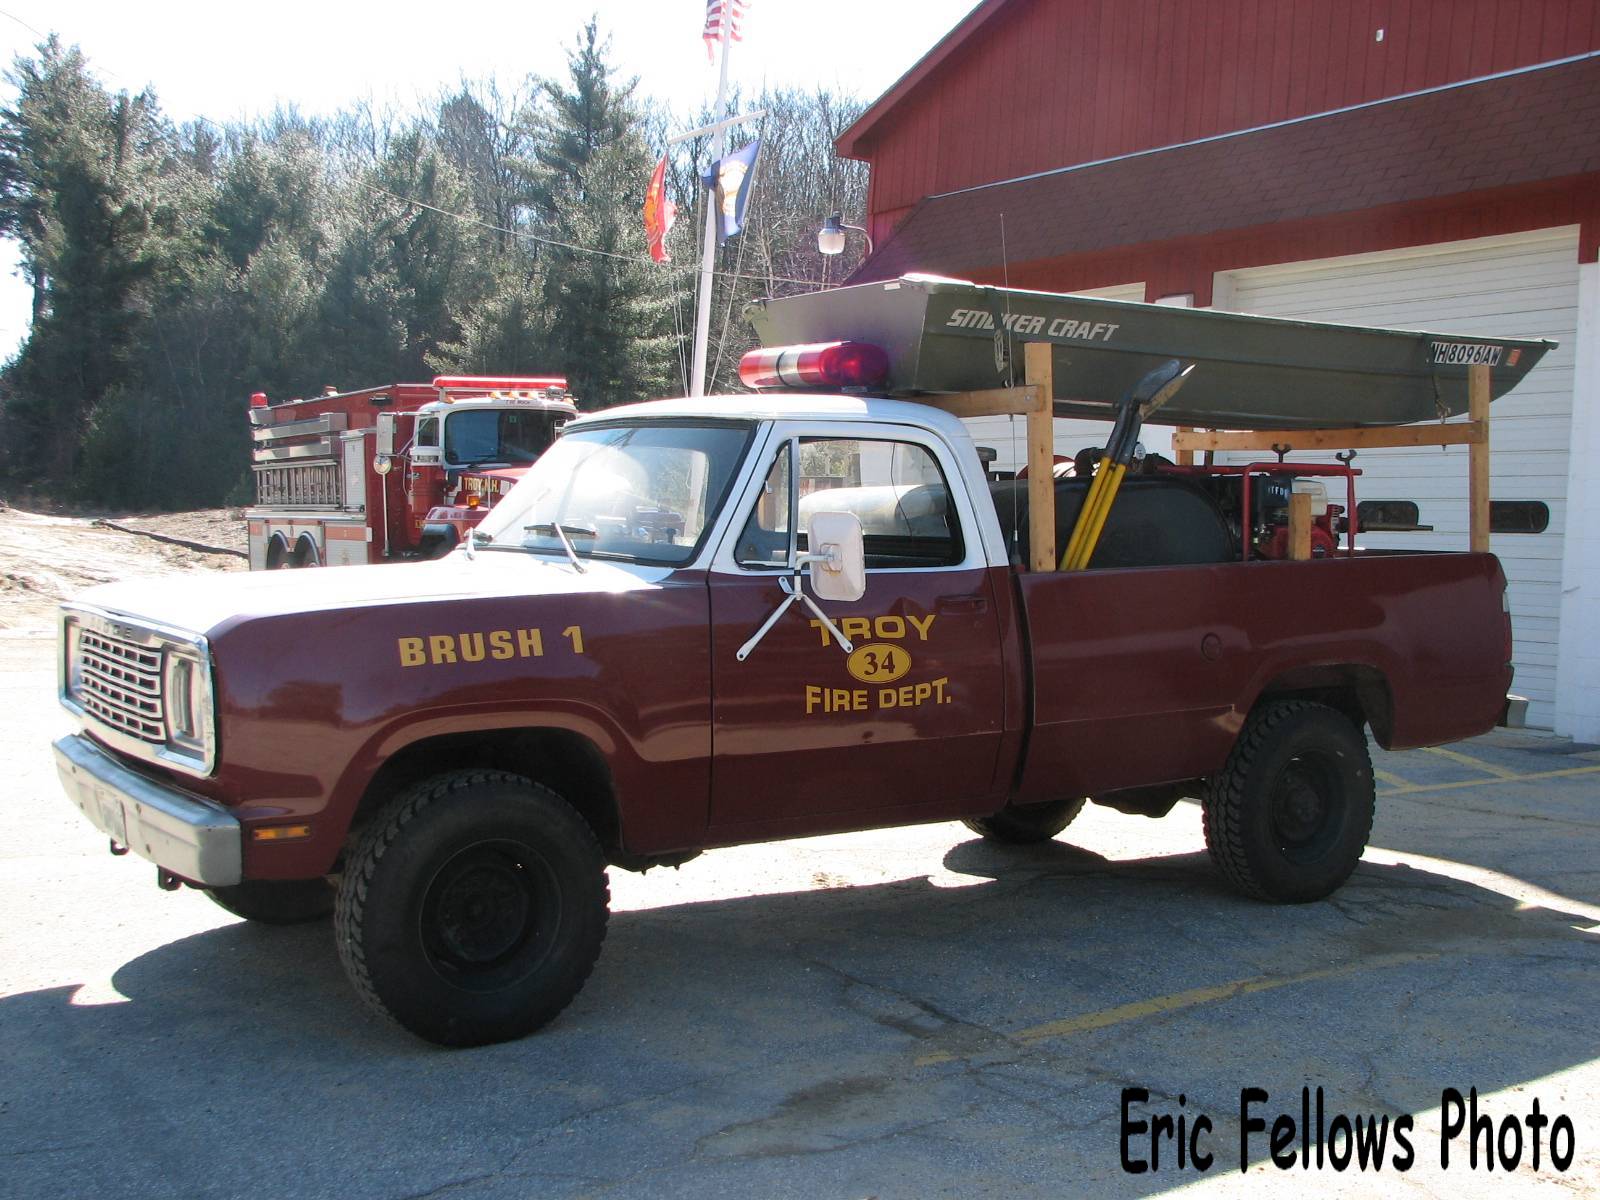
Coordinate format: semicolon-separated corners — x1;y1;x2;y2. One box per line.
1287;492;1313;561
1023;343;1057;573
1172;361;1494;554
1468;362;1491;553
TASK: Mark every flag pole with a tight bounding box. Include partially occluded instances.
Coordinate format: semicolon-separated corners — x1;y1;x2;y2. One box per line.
690;13;733;397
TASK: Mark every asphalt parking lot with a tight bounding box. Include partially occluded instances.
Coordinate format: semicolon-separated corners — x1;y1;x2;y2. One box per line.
4;625;1599;1199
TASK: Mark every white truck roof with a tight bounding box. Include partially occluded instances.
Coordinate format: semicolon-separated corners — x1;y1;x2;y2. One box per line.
570;394;976;439
567;394;1011;568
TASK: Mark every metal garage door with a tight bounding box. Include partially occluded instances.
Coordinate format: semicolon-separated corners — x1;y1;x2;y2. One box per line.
1218;228;1579;728
964;281;1150;474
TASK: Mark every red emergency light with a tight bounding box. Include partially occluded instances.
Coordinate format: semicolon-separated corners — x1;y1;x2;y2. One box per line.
738;341;890;391
249;392;268;409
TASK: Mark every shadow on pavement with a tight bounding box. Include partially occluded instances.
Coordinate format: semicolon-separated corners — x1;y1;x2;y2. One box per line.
3;838;1596;1198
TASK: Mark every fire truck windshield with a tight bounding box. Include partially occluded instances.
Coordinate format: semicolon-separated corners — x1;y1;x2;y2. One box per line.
473;421;754;565
443;409;561;466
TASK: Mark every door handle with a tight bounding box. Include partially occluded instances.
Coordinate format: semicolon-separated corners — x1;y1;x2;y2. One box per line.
936;594;986;615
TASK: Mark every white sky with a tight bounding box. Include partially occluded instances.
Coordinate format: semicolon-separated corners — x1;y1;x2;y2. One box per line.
0;0;980;358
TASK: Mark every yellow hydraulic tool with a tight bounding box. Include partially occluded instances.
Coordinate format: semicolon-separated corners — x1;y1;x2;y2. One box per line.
1061;360;1195;570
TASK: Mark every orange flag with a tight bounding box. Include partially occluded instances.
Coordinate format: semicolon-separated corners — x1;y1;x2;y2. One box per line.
643;154;677;263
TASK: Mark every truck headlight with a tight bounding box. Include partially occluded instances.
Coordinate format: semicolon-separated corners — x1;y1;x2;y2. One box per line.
163;648;211;760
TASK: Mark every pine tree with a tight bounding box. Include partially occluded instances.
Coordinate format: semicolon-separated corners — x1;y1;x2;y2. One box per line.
517;21;681;408
0;38;185;486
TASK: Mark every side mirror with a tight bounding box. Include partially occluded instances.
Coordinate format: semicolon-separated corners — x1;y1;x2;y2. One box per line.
806;511;866;602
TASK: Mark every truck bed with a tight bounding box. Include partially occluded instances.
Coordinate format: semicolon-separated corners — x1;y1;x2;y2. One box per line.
1011;550;1512;802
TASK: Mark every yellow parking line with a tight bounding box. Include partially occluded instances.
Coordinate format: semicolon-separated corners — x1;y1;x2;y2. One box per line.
1422;745;1521;779
914;952;1435;1066
1372;768;1409;788
1379;763;1600;798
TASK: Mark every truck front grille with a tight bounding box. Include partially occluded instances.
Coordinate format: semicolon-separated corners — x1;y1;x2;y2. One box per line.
76;629;166;742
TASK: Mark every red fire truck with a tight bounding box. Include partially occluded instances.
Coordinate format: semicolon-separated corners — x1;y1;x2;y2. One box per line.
245;376;578;569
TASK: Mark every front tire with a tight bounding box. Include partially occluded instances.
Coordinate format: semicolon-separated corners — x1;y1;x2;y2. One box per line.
1202;701;1374;903
205;878;335;924
336;771;609;1047
962;796;1086;844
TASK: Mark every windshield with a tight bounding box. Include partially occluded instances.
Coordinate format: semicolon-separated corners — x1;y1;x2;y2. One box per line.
473;421;754;565
444;409;563;466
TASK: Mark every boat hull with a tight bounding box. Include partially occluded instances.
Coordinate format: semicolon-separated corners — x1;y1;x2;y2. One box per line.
746;276;1555;429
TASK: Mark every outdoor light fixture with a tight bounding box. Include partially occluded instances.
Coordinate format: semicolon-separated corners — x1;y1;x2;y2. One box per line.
817;212;873;257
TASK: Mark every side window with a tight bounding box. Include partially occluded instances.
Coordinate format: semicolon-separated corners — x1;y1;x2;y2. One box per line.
415;416;439;447
734;450;791;567
736;437;963;569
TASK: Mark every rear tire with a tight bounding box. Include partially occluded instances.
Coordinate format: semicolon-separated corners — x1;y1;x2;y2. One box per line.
335;771;609;1047
205;878;335;924
1202;701;1374;903
962;797;1086;844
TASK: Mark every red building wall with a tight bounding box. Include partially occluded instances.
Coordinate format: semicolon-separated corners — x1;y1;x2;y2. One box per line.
848;0;1600;245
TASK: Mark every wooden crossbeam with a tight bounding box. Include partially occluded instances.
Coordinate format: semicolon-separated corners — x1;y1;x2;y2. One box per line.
1172;422;1486;453
920;384;1044;419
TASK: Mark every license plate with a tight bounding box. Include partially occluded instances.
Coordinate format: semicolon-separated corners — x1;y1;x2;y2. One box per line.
94;787;129;845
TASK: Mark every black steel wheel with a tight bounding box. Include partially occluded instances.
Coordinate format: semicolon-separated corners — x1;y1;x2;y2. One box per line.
962;796;1086;844
205;878;335;924
1203;701;1374;902
336;771;609;1047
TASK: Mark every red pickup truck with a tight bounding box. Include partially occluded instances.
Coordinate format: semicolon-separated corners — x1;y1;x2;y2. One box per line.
53;392;1513;1046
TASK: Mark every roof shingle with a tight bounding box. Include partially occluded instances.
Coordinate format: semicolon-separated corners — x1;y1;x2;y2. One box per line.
855;55;1600;282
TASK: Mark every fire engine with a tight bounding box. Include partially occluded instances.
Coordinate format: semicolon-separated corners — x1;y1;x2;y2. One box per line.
245;376;578;569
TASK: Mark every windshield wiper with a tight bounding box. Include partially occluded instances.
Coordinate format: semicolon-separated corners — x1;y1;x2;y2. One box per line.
524;522;596;573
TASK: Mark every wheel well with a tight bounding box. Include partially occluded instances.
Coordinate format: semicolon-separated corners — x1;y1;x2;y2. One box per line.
265;534;291;568
1254;665;1393;745
350;728;621;857
293;534;321;567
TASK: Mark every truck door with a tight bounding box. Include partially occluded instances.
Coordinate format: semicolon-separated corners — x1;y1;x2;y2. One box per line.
706;424;1006;837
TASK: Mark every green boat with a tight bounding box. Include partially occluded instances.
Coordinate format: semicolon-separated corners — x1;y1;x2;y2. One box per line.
745;274;1555;429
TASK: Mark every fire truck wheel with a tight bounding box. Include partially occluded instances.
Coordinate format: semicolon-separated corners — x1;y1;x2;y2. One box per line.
961;797;1086;844
1202;700;1374;903
335;770;609;1047
204;878;336;924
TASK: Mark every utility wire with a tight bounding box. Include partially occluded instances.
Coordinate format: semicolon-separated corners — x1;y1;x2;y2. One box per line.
0;6;46;41
4;13;828;338
358;178;823;290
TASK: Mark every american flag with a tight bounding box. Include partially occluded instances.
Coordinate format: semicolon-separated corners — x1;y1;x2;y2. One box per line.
703;0;749;61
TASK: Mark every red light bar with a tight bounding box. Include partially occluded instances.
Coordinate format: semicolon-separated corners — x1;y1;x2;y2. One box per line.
249;392;268;409
739;342;890;391
431;376;567;392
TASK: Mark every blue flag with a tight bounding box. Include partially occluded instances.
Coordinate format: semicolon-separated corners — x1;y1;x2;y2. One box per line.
702;138;760;243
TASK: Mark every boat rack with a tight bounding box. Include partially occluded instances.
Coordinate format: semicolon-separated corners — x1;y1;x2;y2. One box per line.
915;346;1495;572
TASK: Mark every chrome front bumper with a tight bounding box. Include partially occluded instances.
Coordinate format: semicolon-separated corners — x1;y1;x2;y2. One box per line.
54;733;242;886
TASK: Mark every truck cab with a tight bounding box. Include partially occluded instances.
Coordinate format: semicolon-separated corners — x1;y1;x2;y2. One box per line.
247;376;577;569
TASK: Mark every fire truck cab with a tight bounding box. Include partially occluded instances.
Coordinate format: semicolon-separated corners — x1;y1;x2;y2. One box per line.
246;376;577;570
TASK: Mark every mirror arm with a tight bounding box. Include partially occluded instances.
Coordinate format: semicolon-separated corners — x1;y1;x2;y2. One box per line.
783;576;854;655
735;438;862;663
735;575;855;662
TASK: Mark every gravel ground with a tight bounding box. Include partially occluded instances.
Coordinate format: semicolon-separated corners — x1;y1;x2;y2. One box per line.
0;504;245;630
